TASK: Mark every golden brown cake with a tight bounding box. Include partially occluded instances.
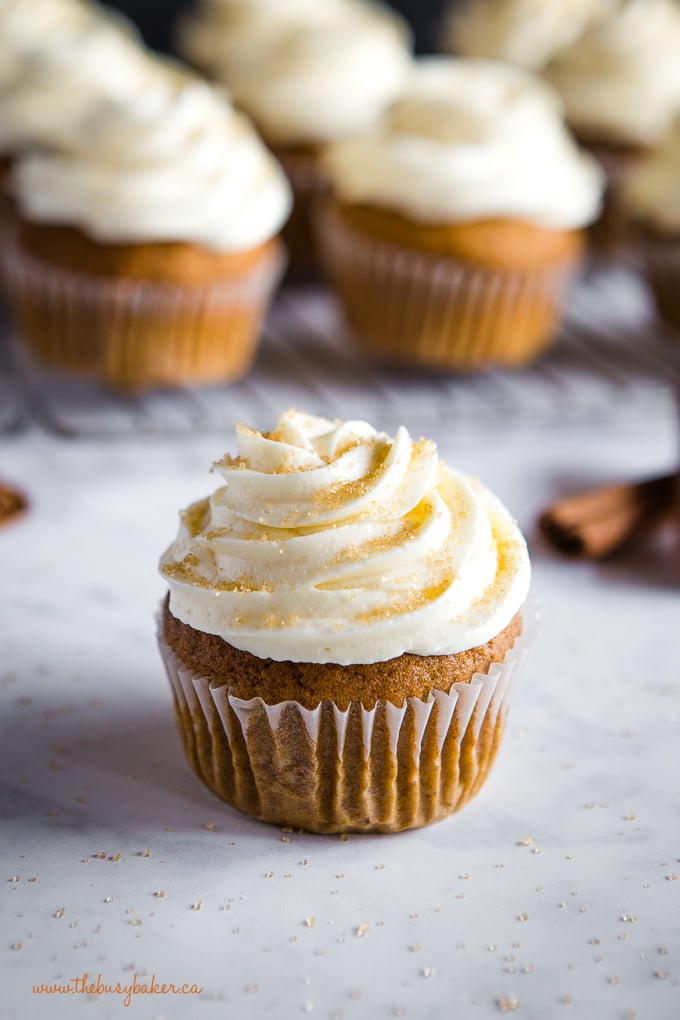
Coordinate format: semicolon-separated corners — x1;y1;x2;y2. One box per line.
157;410;532;833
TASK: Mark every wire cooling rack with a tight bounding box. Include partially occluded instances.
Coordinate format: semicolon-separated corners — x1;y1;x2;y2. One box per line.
1;263;679;436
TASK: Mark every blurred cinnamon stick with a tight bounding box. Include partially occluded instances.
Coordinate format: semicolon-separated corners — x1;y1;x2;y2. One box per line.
539;472;677;559
0;481;28;528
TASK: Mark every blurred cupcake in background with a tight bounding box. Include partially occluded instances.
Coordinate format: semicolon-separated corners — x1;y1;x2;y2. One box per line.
543;0;680;255
178;0;413;278
624;115;680;336
440;0;607;70
3;70;291;390
317;58;603;372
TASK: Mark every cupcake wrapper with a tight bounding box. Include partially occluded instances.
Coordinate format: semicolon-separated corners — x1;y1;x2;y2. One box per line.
158;614;535;834
636;233;680;335
315;201;580;371
2;230;285;390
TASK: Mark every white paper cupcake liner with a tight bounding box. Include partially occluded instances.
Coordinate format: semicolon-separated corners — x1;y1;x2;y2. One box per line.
315;200;581;371
1;228;286;390
158;609;536;834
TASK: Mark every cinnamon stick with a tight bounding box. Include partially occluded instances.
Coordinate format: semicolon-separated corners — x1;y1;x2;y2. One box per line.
0;481;28;528
539;472;677;559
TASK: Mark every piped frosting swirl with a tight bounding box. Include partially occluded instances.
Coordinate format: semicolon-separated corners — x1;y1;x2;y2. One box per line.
160;410;531;665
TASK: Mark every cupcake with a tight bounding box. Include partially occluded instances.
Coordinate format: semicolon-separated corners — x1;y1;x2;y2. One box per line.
3;71;291;391
624;116;680;335
543;0;680;254
158;409;532;834
177;0;413;278
440;0;605;70
317;58;603;372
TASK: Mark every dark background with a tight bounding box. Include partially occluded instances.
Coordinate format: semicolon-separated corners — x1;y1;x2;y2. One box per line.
107;0;452;55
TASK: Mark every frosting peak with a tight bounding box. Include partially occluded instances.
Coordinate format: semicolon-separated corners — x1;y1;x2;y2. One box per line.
324;57;604;230
160;411;531;665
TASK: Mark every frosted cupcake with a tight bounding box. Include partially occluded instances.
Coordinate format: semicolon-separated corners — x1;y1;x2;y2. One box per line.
158;410;532;833
178;0;412;277
544;0;680;253
317;58;603;371
625;116;680;335
3;72;291;390
441;0;605;70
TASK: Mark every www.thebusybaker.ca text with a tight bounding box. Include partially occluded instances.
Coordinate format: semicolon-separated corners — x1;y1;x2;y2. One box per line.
32;972;203;1008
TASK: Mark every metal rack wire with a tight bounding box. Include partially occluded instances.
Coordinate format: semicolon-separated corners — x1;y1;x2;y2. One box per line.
1;263;679;436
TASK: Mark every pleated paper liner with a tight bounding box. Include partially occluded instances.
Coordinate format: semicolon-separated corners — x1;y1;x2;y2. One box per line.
158;610;535;834
1;230;286;391
316;200;582;371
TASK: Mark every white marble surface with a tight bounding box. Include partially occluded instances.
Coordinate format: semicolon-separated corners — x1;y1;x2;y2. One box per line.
1;400;679;1020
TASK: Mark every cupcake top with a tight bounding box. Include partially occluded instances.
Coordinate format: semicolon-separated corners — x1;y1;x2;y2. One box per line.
442;0;606;70
323;58;603;230
544;0;680;147
624;116;680;234
12;71;292;253
160;410;531;666
178;0;413;145
0;0;165;153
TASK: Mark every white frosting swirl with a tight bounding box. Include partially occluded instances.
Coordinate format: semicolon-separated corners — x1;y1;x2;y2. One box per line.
544;0;680;146
443;0;607;70
160;411;531;665
323;58;604;230
0;0;164;152
12;71;291;252
624;115;680;233
179;0;413;144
